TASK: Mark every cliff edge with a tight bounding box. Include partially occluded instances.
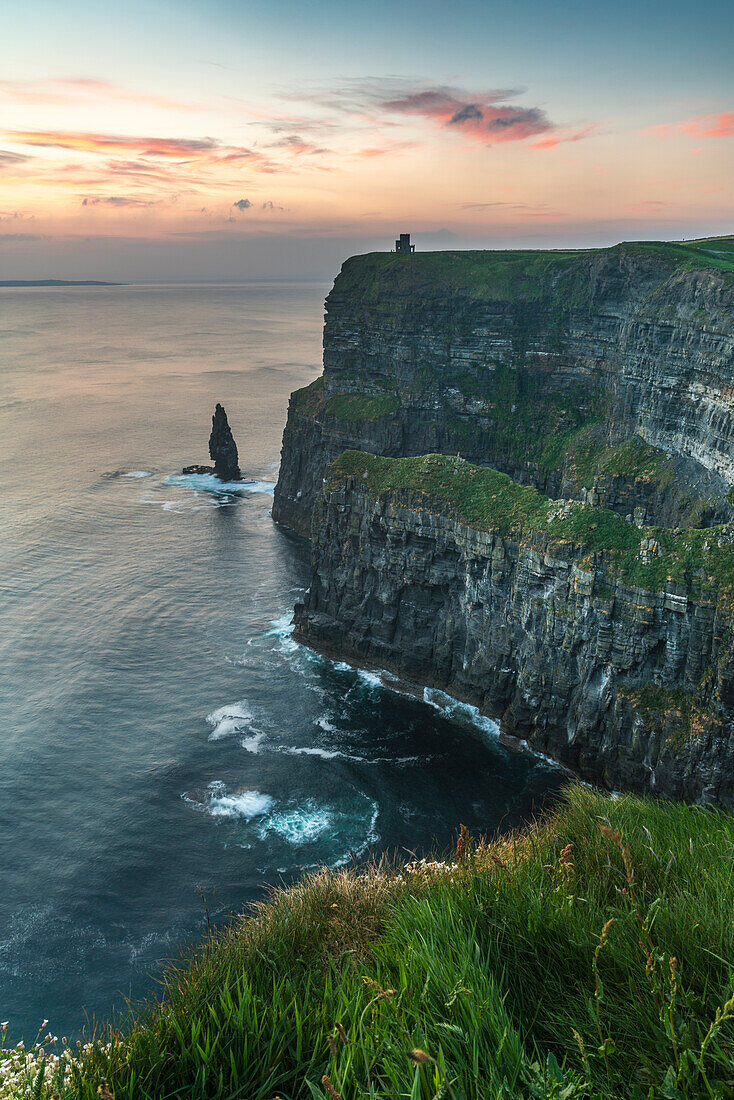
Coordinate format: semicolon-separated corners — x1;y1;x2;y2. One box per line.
274;237;734;535
276;237;734;804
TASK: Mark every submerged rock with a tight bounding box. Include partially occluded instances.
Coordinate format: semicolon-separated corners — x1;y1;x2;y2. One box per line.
182;404;241;481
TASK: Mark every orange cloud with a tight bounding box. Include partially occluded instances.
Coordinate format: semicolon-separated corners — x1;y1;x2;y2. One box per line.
6;130;256;160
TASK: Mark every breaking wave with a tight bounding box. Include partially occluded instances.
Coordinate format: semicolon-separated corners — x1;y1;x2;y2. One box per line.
164;473;275;495
184;781;274;821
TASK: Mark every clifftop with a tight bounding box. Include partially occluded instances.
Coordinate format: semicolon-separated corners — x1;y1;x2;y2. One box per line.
329;236;734;302
275;237;734;805
273;236;734;536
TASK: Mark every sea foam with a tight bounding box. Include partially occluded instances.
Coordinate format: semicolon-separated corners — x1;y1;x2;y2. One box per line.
255;801;333;845
205;783;274;820
164;473;275;495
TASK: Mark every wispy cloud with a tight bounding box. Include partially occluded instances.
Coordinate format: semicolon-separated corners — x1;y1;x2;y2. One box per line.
0;149;31;168
82;195;159;207
269;134;330;156
0;77;203;112
6;130;261;160
651;112;734;139
626;199;671;214
280;78;595;151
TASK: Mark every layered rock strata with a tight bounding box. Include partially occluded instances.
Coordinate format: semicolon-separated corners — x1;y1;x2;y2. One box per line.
274;243;734;535
295;453;734;805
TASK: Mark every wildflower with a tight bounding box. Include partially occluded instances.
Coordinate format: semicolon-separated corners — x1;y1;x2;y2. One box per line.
0;1022;7;1030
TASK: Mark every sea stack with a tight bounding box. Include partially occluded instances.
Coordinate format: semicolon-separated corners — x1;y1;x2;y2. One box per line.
209;403;241;481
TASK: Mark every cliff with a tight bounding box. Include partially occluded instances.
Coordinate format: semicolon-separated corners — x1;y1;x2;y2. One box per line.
273;238;734;535
295;452;734;804
276;237;734;804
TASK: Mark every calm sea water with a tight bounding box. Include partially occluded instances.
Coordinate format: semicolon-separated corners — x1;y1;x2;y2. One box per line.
0;282;563;1043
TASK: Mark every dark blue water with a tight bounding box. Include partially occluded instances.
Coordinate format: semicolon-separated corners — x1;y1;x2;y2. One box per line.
0;283;563;1044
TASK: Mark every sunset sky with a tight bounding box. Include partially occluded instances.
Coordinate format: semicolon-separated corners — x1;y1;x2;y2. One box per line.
2;0;733;279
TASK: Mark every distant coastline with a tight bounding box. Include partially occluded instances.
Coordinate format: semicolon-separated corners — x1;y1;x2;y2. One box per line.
0;279;125;287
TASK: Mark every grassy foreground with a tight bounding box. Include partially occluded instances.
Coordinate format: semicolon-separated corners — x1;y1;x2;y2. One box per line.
5;786;734;1099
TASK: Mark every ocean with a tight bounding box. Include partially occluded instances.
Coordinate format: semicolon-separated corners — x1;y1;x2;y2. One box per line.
0;281;563;1044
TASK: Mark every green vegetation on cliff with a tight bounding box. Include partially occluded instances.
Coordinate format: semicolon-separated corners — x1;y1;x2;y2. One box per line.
330;451;734;595
333;237;734;305
12;787;734;1099
291;379;401;423
325;392;401;421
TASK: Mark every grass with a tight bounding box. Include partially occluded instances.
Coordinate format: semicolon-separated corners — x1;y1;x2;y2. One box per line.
554;429;676;492
292;377;326;416
290;381;401;423
332;237;734;306
325;393;401;422
10;786;734;1099
328;450;734;595
620;686;722;749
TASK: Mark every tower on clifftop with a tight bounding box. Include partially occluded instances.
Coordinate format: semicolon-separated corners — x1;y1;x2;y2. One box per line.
395;233;415;253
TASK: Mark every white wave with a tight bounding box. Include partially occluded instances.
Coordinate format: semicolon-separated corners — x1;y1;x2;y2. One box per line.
206;783;274;820
265;612;294;638
282;744;422;766
317;716;337;733
256;801;333;845
422;687;501;739
355;669;383;689
276;635;561;769
241;730;266;753
164;473;275;495
206;701;256;741
284;745;343;760
123;470;151;479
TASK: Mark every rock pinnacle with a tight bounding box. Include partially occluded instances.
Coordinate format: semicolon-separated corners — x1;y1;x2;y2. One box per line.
209;403;241;481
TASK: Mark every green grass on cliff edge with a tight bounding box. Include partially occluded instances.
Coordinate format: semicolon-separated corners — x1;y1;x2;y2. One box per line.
333;236;734;302
11;787;734;1099
330;450;734;595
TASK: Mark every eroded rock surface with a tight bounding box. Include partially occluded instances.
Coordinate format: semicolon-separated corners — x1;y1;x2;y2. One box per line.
274;245;734;534
209;403;241;481
296;470;734;805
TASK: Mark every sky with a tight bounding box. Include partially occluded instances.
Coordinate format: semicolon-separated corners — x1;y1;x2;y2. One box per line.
1;0;733;280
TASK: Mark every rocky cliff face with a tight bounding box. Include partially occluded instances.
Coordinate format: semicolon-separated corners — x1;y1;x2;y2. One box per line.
278;240;734;803
296;455;734;805
273;243;734;534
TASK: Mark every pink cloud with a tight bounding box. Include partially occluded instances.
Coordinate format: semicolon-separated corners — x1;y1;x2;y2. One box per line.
380;87;553;144
0;78;202;112
6;130;240;159
651;112;734;139
531;124;598;150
